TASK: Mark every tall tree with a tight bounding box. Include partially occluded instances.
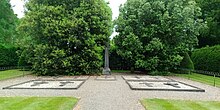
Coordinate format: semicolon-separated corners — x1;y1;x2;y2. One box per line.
0;0;18;45
19;0;112;75
114;0;204;72
196;0;220;47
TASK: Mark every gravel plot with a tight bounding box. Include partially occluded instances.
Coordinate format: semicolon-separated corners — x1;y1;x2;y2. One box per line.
0;73;220;110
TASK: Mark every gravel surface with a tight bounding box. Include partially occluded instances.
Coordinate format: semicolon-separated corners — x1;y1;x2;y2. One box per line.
0;73;220;110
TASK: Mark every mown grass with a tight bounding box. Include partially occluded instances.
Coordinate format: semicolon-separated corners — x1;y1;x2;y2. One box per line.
0;69;32;80
176;73;220;87
141;99;220;110
0;97;78;110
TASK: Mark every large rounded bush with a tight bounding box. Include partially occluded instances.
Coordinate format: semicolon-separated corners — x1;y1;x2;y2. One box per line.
191;45;220;72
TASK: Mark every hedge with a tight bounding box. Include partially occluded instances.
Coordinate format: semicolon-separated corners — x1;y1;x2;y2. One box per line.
191;45;220;72
0;44;18;67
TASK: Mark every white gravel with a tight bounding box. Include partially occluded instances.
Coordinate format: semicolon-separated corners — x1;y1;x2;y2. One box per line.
0;73;220;110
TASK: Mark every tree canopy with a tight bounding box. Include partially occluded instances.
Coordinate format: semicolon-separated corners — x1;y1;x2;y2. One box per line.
0;0;18;45
114;0;204;72
19;0;112;75
196;0;220;47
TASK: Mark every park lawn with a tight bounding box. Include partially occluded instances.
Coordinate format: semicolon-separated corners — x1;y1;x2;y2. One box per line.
0;97;78;110
176;73;220;87
0;69;32;80
141;99;220;110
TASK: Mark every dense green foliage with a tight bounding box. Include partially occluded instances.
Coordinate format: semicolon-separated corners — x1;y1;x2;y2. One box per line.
109;41;131;70
196;0;220;47
191;45;220;72
0;97;78;110
17;49;30;67
141;99;220;110
179;52;194;73
0;0;21;68
19;0;112;75
0;45;18;67
0;0;18;45
114;0;204;72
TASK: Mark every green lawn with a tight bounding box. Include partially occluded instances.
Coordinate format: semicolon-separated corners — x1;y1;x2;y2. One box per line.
176;73;220;87
0;69;32;80
0;97;78;110
141;99;220;110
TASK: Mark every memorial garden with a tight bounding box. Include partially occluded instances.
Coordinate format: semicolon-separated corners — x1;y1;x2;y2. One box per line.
0;0;220;110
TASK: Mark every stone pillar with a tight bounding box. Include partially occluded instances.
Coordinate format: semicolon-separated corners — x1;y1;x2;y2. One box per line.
102;43;111;75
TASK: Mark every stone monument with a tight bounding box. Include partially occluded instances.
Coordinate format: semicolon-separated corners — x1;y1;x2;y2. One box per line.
102;43;111;75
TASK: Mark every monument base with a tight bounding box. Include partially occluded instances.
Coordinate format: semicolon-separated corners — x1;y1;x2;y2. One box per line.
102;68;111;75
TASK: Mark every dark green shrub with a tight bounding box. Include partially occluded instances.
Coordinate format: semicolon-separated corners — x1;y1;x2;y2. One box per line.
18;55;26;67
192;45;220;72
109;44;131;70
0;44;18;67
179;52;194;74
18;49;32;67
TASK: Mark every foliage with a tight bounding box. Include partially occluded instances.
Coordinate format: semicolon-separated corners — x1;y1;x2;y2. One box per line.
0;44;18;67
19;0;112;75
179;52;194;73
17;48;31;67
0;0;18;45
114;0;204;72
191;45;220;72
0;97;78;110
15;19;33;48
141;99;220;110
196;0;220;47
109;40;132;70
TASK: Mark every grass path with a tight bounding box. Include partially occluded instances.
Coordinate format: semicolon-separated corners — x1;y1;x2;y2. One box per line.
176;73;220;87
0;97;78;110
141;99;220;110
0;69;32;80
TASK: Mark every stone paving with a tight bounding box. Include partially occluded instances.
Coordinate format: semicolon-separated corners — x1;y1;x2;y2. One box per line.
0;73;220;110
95;75;116;81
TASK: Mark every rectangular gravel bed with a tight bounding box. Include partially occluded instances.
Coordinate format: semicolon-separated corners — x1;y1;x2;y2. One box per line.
3;80;85;90
127;81;205;92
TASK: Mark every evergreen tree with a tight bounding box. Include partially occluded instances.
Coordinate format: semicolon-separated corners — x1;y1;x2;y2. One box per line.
196;0;220;47
19;0;112;75
114;0;204;72
0;0;18;45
